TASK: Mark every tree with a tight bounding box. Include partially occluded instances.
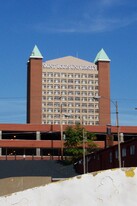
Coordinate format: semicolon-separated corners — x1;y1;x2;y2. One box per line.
64;124;97;162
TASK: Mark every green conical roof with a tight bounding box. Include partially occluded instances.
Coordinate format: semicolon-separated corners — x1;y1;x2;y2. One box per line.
30;45;43;59
94;48;110;63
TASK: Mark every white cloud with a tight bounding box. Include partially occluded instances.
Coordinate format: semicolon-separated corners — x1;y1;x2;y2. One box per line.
32;13;137;34
31;0;137;34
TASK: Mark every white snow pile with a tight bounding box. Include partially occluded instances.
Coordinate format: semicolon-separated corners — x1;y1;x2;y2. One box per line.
0;167;137;206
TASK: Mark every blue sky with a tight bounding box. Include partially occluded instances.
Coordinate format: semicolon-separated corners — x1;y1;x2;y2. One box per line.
0;0;137;125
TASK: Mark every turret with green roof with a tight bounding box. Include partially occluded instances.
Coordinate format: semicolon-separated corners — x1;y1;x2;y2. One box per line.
94;48;110;63
94;48;111;126
27;45;43;124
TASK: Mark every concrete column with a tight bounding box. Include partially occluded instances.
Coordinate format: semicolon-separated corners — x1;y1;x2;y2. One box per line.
36;131;41;156
0;131;2;156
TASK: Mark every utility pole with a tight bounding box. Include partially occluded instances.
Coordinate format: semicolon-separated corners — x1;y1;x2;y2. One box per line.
116;101;121;168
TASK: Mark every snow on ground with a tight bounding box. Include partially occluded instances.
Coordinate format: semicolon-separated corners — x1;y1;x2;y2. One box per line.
0;168;137;206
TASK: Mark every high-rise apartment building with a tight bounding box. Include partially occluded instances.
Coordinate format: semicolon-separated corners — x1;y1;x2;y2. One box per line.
27;45;110;126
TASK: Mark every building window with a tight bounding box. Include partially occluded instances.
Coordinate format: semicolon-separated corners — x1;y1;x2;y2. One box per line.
68;85;73;89
47;97;53;101
81;80;87;84
42;73;46;77
47;102;53;106
47;115;53;118
54;91;60;95
62;97;67;101
68;73;73;78
82;92;87;96
75;91;80;95
47;72;53;77
47;109;53;113
54;109;60;113
75;103;80;107
62;121;67;125
82;109;87;113
75;86;80;90
47;121;53;124
68;79;73;83
82;97;87;101
54;114;60;118
68;91;73;95
88;86;94;90
68;109;73;113
81;74;87;78
68;121;73;125
54;73;60;77
54;96;60;100
109;152;112;163
122;147;126;157
89;98;93;102
61;91;66;95
42;96;46;100
68;103;73;107
54;102;60;107
115;149;118;159
130;145;135;155
75;109;80;113
75;74;80;78
54;85;60;89
54;79;60;83
81;86;87;90
75;97;80;101
47;79;53;83
68;97;73;101
61;79;67;83
55;121;59;124
82;103;87;107
61;85;67;89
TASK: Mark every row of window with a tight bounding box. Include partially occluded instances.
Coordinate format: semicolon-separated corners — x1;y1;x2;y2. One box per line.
42;96;98;102
42;109;99;114
42;73;98;78
43;102;98;108
43;91;98;96
42;120;99;125
109;145;135;163
43;108;99;113
43;85;98;90
43;79;98;84
42;114;99;119
42;114;98;118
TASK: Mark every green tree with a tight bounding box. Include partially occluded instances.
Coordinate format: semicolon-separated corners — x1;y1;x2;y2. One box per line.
64;124;97;162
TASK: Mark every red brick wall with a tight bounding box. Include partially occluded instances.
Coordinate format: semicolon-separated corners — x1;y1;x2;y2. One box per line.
97;61;111;126
0;124;137;134
27;58;42;124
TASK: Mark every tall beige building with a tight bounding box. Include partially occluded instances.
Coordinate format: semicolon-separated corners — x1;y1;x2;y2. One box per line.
27;45;111;126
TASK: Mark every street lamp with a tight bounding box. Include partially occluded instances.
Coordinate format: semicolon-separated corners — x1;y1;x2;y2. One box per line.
93;96;121;168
